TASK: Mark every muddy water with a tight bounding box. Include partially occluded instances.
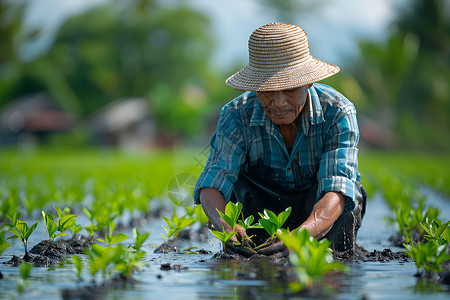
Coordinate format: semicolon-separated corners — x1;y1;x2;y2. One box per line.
1;191;449;299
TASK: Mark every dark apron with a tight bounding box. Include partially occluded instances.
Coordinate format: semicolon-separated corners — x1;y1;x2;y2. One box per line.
230;172;367;251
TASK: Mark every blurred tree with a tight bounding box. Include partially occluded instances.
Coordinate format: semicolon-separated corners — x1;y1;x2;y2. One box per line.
0;1;38;106
346;0;450;150
31;0;215;132
1;0;223;136
260;0;324;23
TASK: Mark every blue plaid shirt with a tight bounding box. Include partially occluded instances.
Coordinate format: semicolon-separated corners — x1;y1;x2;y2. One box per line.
194;83;361;212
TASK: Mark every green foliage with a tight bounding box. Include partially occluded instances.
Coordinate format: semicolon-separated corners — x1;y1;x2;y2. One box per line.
218;201;242;231
210;201;242;247
114;245;146;278
161;210;196;241
97;221;128;245
237;215;261;231
277;228;348;292
258;207;292;238
421;219;450;246
0;226;11;255
405;242;450;274
0;193;19;224
393;204;440;244
84;243;146;281
6;218;39;255
185;205;209;226
343;0;450;151
0;0;221;136
84;243;121;280
131;228;150;252
210;231;237;249
209;202;245;250
42;206;78;242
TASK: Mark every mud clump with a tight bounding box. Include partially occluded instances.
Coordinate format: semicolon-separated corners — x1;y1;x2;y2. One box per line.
389;228;426;247
333;244;410;262
4;235;92;267
160;263;188;271
154;238;179;253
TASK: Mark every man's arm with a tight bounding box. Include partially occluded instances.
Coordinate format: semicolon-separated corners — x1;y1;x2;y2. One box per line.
199;188;246;242
199;188;226;232
300;191;345;239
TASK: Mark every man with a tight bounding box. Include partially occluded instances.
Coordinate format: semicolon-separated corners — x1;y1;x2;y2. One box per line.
194;22;366;256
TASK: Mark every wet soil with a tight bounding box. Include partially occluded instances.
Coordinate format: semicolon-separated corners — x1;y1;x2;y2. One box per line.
388;227;427;247
61;274;139;300
4;235;92;267
153;226;210;253
333;244;410;263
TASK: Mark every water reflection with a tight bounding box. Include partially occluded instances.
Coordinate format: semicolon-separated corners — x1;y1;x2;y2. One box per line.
200;257;350;299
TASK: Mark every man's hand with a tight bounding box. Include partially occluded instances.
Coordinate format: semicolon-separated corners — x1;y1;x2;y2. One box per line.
301;191;345;239
228;223;246;243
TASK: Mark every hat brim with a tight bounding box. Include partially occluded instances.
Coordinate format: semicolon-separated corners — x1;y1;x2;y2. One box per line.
225;57;340;91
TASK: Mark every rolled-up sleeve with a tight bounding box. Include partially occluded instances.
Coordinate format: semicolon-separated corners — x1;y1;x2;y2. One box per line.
193;108;246;204
318;104;359;212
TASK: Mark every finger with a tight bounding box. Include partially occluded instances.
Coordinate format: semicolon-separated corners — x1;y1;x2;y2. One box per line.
257;242;287;256
236;245;257;257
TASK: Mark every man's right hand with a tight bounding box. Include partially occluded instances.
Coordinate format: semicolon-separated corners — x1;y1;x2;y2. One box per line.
227;222;246;243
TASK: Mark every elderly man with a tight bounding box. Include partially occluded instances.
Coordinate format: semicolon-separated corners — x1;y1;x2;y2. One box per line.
194;22;366;256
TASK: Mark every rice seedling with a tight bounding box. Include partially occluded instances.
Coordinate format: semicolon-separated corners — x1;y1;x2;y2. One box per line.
6;215;39;256
210;202;242;250
421;219;450;246
42;205;78;242
405;241;450;274
257;207;291;239
97;221;128;246
131;228;150;252
84;244;119;282
0;226;10;255
161;209;196;252
277;228;348;292
184;205;209;226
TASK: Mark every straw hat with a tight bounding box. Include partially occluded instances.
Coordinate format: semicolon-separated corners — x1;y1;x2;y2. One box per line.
225;22;340;91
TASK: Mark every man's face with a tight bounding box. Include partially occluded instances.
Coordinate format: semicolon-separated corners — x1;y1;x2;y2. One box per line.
256;84;311;126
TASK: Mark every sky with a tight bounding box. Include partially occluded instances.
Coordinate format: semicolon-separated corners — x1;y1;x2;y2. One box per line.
24;0;407;69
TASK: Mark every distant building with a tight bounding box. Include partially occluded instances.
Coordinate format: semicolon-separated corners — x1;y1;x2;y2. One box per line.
0;93;75;147
83;97;157;150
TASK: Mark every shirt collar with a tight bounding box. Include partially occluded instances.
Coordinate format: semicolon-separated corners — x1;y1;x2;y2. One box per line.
301;87;325;134
249;92;267;127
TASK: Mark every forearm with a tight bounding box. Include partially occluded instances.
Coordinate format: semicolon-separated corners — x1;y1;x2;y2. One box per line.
199;188;228;232
300;191;345;239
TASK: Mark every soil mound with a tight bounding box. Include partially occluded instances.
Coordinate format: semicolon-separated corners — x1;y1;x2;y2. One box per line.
333;244;410;262
4;235;92;267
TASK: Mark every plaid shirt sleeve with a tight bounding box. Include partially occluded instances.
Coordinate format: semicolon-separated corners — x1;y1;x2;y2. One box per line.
193;107;246;204
317;103;359;213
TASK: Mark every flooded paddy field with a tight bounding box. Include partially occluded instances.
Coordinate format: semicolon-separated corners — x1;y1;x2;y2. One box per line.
1;150;449;299
1;192;449;299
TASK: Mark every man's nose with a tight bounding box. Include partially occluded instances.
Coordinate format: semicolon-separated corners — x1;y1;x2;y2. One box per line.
271;92;288;107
